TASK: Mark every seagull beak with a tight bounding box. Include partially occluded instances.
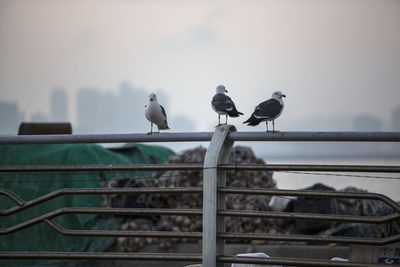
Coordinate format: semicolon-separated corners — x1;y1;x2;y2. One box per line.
149;97;153;101
225;89;228;93
282;94;286;98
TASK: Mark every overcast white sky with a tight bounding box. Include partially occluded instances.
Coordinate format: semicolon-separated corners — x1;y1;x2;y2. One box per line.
1;0;399;131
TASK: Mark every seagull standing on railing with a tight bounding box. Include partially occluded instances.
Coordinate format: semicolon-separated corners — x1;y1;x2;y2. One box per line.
211;85;243;126
243;91;286;132
145;93;170;134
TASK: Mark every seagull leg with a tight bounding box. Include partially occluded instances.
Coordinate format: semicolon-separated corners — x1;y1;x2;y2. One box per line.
218;114;221;126
147;123;153;135
272;120;278;133
266;121;269;132
225;114;228;124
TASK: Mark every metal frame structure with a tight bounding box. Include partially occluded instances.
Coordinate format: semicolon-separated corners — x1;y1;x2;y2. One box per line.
1;127;400;266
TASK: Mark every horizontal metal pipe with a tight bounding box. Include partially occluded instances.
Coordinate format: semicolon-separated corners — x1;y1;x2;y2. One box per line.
57;207;202;216
0;187;203;216
220;163;400;173
218;209;400;224
219;232;400;246
0;252;202;261
45;219;202;238
0;132;213;144
2;163;400;173
0;164;204;172
228;131;400;142
0;208;202;235
1;131;400;145
45;219;400;245
0;252;382;266
221;187;400;213
218;255;383;267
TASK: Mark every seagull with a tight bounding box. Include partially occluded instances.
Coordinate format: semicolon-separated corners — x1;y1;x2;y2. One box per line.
243;91;286;132
144;93;170;134
211;85;243;125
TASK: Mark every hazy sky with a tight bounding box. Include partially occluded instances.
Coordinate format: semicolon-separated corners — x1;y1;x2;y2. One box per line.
1;0;399;131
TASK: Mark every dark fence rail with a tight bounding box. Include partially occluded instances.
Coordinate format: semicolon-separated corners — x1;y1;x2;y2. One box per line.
1;163;400;173
1;131;400;144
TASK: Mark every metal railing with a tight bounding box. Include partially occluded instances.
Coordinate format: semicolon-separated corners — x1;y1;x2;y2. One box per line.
1;126;400;267
1;130;400;144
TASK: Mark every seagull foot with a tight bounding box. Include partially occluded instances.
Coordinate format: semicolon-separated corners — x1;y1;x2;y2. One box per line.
146;132;153;135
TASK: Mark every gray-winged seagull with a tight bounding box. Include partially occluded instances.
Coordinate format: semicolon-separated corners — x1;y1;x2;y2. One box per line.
243;91;286;132
145;93;170;134
211;85;243;125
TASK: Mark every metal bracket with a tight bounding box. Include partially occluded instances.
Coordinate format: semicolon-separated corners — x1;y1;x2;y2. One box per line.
203;124;236;267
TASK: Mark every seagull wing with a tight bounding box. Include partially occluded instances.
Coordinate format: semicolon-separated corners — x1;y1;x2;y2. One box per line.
160;105;168;119
243;98;282;126
212;94;243;116
253;99;282;119
212;94;233;111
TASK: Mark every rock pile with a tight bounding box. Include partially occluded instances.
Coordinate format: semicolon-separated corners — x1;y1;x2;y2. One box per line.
103;146;400;253
104;146;280;252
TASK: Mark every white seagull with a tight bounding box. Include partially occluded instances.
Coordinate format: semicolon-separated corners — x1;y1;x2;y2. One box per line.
211;85;243;125
144;93;170;134
243;91;286;132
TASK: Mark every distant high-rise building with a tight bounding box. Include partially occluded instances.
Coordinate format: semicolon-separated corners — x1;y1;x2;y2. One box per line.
75;82;166;134
391;106;400;131
77;88;101;133
51;88;68;121
0;101;24;134
30;112;48;122
353;114;382;131
117;81;148;133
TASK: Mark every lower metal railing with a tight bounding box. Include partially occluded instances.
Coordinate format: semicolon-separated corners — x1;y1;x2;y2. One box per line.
0;127;399;266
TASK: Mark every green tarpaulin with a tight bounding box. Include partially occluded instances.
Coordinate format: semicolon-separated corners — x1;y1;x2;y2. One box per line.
0;143;174;266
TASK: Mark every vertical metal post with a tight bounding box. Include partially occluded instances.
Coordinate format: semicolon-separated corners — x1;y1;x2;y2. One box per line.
203;125;236;267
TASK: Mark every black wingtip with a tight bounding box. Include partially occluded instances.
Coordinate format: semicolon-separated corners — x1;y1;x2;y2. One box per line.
227;110;244;117
243;116;261;126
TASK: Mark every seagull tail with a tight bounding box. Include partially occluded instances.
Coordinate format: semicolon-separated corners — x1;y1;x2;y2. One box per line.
228;110;244;117
243;115;261;126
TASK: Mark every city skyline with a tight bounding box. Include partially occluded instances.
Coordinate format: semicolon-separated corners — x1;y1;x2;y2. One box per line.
1;79;399;134
1;81;399;158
